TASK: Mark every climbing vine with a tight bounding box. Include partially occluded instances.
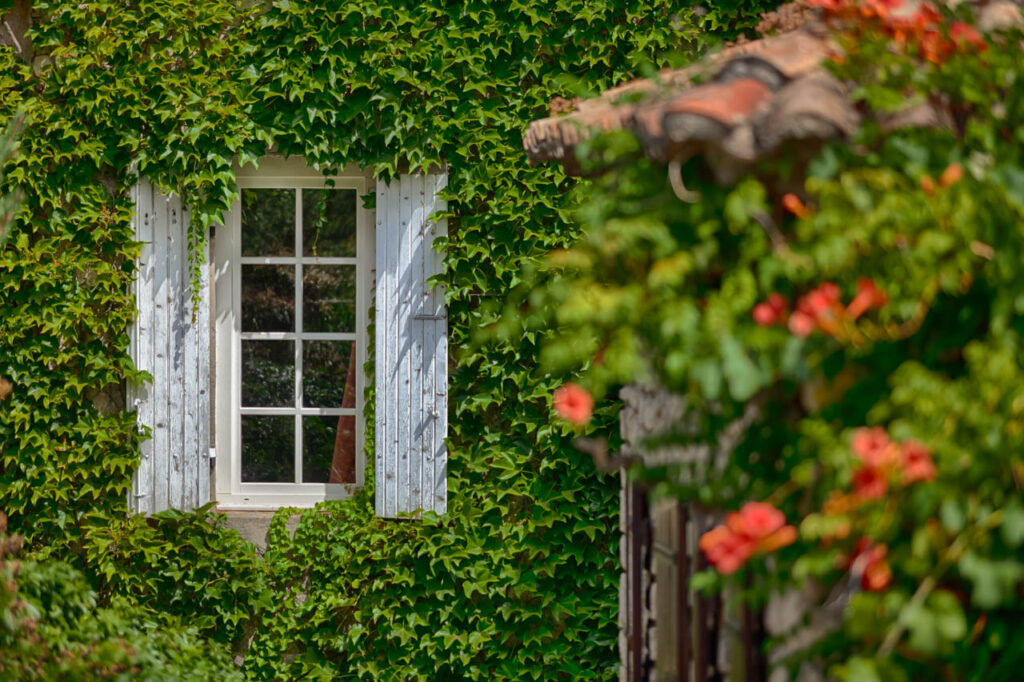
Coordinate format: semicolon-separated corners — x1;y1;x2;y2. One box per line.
0;1;778;679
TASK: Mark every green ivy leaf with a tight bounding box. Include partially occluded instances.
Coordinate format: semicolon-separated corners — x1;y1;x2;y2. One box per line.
1000;501;1024;548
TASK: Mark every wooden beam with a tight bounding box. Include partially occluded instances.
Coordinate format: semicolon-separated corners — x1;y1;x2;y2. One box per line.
1;0;33;64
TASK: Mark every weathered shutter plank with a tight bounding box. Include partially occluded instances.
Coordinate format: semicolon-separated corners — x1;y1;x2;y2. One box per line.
414;174;429;508
130;182;155;514
384;177;399;516
130;180;210;514
180;207;196;507
167;198;185;509
375;172;448;517
196;232;211;505
180;207;206;508
397;177;411;513
407;175;421;510
152;189;171;512
374;182;386;514
429;172;448;511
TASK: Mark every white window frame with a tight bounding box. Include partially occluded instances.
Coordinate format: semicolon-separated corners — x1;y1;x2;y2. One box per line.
214;157;373;509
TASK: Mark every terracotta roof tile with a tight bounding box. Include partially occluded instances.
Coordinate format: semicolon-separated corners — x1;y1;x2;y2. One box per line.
755;71;860;151
714;26;834;80
523;4;1023;179
523;26;840;176
631;78;773;166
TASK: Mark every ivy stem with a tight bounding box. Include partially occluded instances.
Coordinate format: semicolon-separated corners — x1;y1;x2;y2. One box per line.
878;508;1002;656
879;574;937;656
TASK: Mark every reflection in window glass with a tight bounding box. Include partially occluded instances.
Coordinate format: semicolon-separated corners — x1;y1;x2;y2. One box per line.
302;341;353;408
303;416;355;484
241;189;294;256
241;265;295;332
302;188;357;257
241;416;294;482
303;266;356;333
236;180;363;494
242;340;294;407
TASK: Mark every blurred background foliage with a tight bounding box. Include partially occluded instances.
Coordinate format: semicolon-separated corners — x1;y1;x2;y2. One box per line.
494;3;1024;679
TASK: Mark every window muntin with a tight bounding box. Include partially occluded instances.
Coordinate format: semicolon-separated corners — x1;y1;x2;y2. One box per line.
215;163;370;509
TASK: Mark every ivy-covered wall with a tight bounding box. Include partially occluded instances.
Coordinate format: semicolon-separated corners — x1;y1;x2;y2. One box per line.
0;1;775;678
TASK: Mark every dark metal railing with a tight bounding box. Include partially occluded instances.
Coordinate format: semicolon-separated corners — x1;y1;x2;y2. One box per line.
622;483;767;682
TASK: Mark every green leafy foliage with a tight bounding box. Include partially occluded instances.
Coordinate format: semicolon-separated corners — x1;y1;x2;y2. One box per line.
0;519;242;681
0;1;776;679
502;3;1024;679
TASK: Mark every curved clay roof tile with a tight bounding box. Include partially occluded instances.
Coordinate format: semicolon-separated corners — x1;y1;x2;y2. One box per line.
523;5;1022;179
753;71;860;154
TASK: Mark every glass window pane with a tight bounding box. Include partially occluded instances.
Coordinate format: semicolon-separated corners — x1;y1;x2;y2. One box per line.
241;416;294;482
302;188;357;257
242;264;295;332
303;415;355;484
242;340;294;407
303;265;355;333
302;341;354;408
242;188;295;256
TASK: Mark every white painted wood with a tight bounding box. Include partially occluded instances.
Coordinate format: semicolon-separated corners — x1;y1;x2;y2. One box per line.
375;172;448;517
180;208;209;509
214;159;370;510
152;189;170;512
293;189;304;484
356;178;372;493
397;175;411;514
410;174;424;510
196;233;211;505
386;175;400;516
214;198;237;506
130;180;211;513
374;180;388;515
129;182;154;514
430;172;448;511
419;177;435;514
167;197;184;509
386;179;401;515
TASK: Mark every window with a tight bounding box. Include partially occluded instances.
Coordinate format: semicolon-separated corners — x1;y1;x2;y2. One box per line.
214;159;372;509
130;163;448;516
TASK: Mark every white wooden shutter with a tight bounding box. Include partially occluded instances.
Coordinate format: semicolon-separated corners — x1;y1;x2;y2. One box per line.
375;172;448;517
128;180;211;514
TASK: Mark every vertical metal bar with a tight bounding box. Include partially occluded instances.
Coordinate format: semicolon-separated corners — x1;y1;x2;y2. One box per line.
743;598;766;682
642;494;652;681
678;503;691;682
695;508;710;682
743;602;754;682
709;590;723;681
630;482;643;682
